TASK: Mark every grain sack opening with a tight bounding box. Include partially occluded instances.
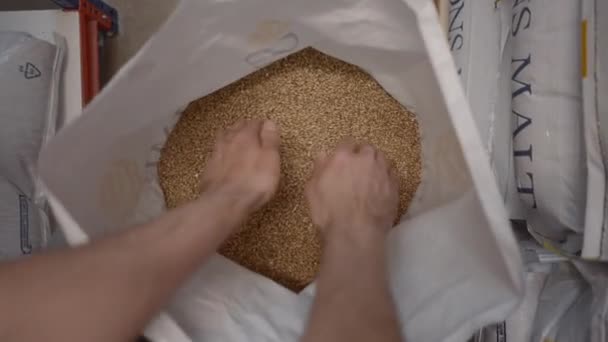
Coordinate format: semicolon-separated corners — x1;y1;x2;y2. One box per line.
158;48;422;292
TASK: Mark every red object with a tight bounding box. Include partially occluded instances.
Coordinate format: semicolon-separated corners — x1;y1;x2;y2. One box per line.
78;0;112;106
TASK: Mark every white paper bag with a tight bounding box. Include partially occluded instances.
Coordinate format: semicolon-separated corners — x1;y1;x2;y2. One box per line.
448;0;502;154
447;0;525;220
510;0;586;243
38;0;524;341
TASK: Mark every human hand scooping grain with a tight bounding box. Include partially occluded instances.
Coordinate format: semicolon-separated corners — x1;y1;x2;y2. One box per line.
0;119;402;341
201;119;281;215
306;141;400;240
303;138;402;342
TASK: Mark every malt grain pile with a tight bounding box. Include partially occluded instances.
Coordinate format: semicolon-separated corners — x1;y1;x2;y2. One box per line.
158;48;421;291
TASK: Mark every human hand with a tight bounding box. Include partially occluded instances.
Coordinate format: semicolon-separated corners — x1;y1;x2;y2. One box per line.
305;141;399;242
200;119;281;215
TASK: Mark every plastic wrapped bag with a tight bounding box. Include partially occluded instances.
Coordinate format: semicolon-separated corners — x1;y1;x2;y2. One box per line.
38;0;524;341
0;32;64;258
476;254;608;342
574;261;608;342
473;236;562;342
530;262;590;342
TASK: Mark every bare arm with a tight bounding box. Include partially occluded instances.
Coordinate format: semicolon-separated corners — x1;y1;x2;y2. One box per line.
303;142;402;342
0;119;281;342
0;195;244;342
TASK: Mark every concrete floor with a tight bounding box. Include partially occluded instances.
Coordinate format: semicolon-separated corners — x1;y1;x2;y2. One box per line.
101;0;178;82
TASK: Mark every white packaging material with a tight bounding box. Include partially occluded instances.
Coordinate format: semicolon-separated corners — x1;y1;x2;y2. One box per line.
0;32;64;258
492;1;528;220
574;261;608;342
448;0;524;220
501;260;608;342
531;263;591;342
448;0;501;151
0;32;62;200
0;177;48;259
443;0;578;234
474;266;549;342
581;0;608;260
477;261;600;342
474;237;563;342
476;240;608;342
38;0;524;341
508;268;549;342
510;0;586;243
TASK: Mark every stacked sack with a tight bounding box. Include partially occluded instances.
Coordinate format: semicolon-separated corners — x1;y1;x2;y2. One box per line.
472;236;601;342
0;32;64;259
449;0;608;339
510;0;585;254
581;0;608;261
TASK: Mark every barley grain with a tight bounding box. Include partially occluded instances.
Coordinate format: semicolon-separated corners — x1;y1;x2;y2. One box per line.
158;48;421;292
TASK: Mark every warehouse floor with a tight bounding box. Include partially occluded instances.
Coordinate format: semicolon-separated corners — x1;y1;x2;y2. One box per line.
101;0;178;82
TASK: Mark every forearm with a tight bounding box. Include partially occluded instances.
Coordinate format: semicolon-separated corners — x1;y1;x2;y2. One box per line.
303;229;401;342
0;192;242;342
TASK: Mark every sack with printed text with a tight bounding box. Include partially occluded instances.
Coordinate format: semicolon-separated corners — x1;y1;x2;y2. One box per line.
448;0;525;220
510;0;586;254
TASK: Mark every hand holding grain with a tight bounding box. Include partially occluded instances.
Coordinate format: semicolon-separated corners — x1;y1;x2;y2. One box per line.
200;119;281;215
305;141;399;243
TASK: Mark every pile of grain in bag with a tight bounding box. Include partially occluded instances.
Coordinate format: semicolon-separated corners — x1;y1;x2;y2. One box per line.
158;48;422;291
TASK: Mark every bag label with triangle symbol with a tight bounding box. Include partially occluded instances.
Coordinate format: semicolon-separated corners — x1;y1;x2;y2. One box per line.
19;62;41;79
